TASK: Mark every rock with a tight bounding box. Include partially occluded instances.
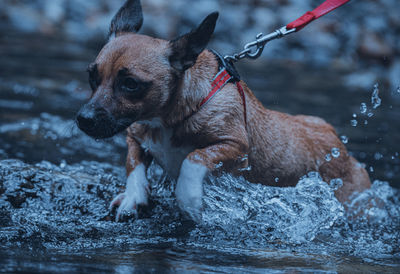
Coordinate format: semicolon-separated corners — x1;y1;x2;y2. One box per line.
0;0;397;89
343;71;378;90
358;32;394;61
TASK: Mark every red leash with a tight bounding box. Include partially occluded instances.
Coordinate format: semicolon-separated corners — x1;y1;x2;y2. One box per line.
202;0;351;125
225;0;351;62
287;0;351;31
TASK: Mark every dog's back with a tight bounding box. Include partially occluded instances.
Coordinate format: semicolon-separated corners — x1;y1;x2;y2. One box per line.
239;83;371;202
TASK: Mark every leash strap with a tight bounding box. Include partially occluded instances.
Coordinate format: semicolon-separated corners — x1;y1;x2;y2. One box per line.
286;0;350;31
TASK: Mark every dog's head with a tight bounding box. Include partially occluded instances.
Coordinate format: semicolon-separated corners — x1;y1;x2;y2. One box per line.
76;0;218;138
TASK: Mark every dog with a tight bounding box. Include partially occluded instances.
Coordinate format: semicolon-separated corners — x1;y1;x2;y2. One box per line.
76;0;371;221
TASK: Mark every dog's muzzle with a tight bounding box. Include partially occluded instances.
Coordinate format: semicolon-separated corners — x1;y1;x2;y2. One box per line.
76;104;123;139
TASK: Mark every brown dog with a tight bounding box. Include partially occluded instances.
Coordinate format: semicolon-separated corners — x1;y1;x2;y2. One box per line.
76;0;371;220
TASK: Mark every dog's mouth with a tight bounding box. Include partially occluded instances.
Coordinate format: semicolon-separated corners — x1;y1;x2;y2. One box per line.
76;106;134;139
78;119;132;139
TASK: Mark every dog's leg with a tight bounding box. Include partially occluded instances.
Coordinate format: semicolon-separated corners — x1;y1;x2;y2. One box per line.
176;141;248;221
110;135;151;221
175;159;208;221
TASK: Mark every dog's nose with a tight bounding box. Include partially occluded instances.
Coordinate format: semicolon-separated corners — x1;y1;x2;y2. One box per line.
77;104;109;132
76;105;97;130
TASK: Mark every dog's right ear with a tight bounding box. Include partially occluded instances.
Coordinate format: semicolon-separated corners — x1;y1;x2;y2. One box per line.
169;12;219;71
109;0;143;37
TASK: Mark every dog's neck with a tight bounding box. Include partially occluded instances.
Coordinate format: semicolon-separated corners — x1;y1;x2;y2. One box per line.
164;50;218;127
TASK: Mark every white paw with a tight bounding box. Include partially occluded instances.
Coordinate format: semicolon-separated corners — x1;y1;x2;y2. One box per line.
175;159;208;222
175;191;203;222
109;164;149;221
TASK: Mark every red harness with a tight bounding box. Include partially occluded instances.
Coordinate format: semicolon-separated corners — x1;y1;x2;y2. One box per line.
199;67;247;126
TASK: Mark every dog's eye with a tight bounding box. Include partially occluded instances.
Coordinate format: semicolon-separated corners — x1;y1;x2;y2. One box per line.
121;77;139;92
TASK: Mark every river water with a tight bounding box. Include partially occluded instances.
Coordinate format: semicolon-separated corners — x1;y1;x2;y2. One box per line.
0;31;399;272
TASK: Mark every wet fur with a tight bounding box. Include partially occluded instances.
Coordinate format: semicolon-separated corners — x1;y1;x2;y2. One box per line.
78;2;371;218
119;46;370;204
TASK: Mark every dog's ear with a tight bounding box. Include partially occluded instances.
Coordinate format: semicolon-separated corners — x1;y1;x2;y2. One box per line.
169;12;219;71
109;0;143;37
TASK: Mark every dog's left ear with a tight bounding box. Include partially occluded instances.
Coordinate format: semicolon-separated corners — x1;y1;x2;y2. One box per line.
109;0;143;37
169;12;219;71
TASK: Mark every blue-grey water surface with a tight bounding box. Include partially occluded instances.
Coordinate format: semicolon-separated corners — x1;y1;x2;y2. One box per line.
0;31;399;273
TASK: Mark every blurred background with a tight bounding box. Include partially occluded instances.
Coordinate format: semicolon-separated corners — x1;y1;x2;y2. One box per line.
0;0;399;186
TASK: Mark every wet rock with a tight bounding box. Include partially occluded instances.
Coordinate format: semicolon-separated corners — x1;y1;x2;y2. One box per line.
358;32;394;61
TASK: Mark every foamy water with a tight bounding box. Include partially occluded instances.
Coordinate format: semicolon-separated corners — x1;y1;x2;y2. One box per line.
1;158;398;271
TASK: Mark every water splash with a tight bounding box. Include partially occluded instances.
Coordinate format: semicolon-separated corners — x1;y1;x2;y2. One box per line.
360;102;367;114
0;159;399;266
331;147;340;158
202;172;344;243
340;135;349;144
329;178;343;190
325;153;332;161
371;83;382;109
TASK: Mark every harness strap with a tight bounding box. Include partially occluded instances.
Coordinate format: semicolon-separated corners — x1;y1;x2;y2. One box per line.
236;81;247;125
199;68;232;107
199;67;247;126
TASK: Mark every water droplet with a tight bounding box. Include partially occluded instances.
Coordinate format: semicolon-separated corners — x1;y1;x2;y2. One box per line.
367;112;373;117
239;165;252;171
331;148;340;158
369;166;374;172
329;178;343;190
325;154;332;162
364;120;368;125
396;86;400;94
352;113;357;118
371;83;381;109
274;177;279;183
340;135;348;144
374;152;383;160
59;160;67;169
360;102;367;114
350;119;358;127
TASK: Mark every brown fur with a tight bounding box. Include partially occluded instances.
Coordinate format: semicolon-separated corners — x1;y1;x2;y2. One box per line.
84;31;370;208
89;33;371;204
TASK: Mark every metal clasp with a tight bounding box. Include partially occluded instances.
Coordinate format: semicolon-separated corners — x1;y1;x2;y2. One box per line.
224;26;296;63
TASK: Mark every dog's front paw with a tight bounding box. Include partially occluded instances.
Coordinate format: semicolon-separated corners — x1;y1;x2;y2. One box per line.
175;159;208;222
110;164;149;221
109;191;146;221
176;193;203;222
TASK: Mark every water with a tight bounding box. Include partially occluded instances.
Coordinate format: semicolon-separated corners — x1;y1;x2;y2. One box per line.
0;160;399;272
371;83;382;109
360;102;367;114
331;148;340;158
0;31;400;272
